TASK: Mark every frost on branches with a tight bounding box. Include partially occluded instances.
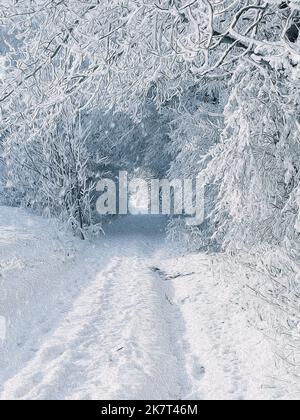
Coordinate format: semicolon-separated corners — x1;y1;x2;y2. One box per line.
1;0;300;378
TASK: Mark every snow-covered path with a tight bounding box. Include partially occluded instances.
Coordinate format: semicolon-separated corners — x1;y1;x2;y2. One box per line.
1;245;190;400
0;209;191;400
0;207;295;400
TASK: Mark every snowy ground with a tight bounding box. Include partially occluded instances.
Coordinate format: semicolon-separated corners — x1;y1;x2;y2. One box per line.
0;206;297;400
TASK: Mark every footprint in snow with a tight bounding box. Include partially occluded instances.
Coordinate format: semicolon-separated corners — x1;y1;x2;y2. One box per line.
192;357;206;381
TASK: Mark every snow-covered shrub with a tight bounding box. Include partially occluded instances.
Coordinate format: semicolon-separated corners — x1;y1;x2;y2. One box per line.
3;106;97;239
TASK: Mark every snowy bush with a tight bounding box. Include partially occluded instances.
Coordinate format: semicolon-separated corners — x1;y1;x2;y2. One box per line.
3;106;96;238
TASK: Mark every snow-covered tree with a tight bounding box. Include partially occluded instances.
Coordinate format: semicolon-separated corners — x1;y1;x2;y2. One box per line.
1;0;300;243
3;103;98;238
